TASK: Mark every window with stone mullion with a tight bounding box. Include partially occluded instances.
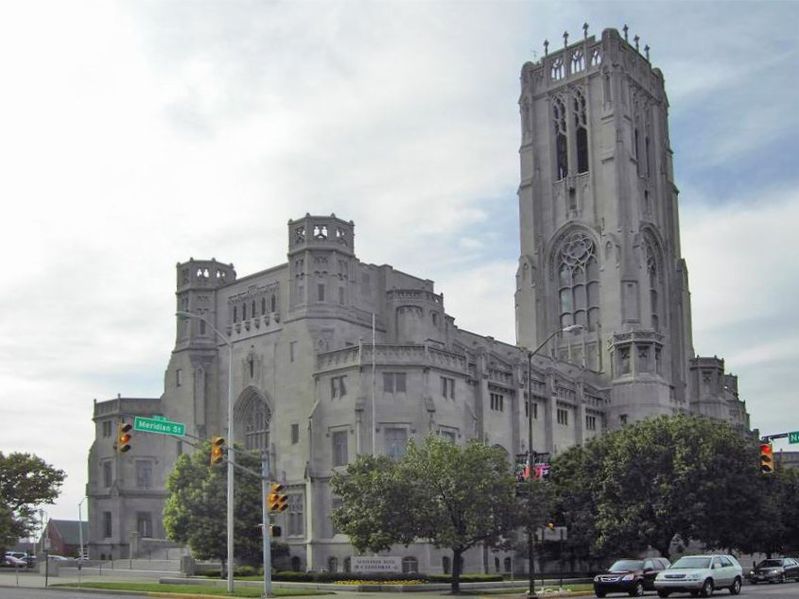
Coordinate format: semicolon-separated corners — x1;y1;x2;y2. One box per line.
557;233;600;331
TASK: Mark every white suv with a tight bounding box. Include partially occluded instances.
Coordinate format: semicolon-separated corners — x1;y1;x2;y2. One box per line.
654;554;743;597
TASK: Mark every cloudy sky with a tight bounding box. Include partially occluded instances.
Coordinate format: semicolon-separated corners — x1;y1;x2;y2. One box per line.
1;0;797;526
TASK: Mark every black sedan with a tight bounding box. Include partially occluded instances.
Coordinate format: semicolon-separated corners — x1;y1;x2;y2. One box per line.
748;557;799;584
594;557;671;597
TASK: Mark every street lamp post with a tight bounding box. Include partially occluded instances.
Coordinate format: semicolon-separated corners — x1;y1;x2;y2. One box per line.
176;311;235;594
524;323;582;598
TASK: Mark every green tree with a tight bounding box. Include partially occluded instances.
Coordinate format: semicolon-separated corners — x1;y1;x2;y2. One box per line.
741;467;799;556
550;415;761;559
549;436;609;562
332;436;517;593
0;452;65;551
163;442;264;571
513;477;555;579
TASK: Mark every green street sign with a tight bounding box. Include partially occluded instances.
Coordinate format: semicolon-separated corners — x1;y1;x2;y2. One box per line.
133;416;185;437
789;431;799;444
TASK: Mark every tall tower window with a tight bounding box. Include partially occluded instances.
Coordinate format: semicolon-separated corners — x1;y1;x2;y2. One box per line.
646;240;661;332
553;97;568;179
557;232;600;331
573;90;589;173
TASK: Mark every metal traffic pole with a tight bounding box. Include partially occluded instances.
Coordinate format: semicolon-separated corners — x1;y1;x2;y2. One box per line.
262;449;272;598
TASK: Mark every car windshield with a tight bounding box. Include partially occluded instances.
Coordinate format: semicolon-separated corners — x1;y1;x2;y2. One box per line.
759;560;783;568
671;557;711;569
609;560;644;572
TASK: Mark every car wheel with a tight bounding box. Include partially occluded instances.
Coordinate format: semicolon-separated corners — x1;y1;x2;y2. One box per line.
691;592;700;597
700;578;714;597
657;591;670;598
729;577;742;595
750;579;757;584
779;574;785;584
595;591;606;598
629;581;644;597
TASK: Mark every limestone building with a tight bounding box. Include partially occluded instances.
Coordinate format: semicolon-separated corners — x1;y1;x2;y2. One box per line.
86;27;749;572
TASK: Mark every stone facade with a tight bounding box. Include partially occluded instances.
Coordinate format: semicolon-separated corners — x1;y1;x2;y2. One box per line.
86;28;749;572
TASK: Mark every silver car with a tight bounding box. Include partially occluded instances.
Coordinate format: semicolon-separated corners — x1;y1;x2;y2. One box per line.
654;554;743;597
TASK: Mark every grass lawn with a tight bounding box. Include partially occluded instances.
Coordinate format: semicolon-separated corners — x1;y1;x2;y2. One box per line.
56;581;331;597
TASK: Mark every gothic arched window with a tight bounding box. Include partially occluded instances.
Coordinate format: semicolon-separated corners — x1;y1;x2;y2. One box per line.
551;57;564;81
646;240;661;332
557;232;600;331
571;50;585;74
573;89;589;173
237;393;270;451
553;97;568;179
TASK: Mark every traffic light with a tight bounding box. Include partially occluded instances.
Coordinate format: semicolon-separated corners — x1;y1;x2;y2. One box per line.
117;423;132;453
210;436;225;466
760;442;774;474
267;482;288;512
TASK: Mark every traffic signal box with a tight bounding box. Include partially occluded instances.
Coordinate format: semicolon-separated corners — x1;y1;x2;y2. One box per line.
267;482;288;512
210;436;225;466
760;442;775;474
117;423;132;453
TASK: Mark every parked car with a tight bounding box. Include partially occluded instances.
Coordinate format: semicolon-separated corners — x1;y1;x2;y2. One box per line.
2;555;27;568
748;557;799;583
594;557;671;597
654;554;743;597
47;554;71;561
4;551;26;560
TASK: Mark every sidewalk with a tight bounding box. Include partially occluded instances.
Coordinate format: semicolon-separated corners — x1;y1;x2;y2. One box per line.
0;568;162;589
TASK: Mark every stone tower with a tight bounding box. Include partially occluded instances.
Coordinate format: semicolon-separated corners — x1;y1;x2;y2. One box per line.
514;27;695;426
